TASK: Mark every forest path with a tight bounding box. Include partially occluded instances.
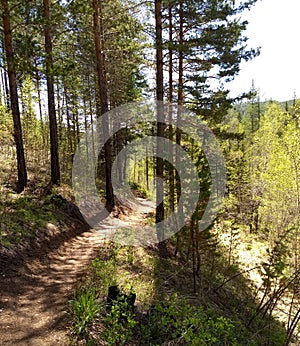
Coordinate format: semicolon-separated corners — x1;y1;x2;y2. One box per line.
0;198;154;346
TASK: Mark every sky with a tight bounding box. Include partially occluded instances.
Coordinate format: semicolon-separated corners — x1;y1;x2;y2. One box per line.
228;0;300;102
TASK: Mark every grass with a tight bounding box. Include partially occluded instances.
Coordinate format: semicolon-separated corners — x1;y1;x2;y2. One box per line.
69;286;103;337
0;184;293;344
89;243;156;307
0;185;76;247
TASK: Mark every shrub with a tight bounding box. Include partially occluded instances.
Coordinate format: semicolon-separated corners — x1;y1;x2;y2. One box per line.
102;297;137;346
140;295;240;346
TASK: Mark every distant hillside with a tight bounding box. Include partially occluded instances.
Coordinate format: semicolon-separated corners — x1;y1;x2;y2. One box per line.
232;98;299;118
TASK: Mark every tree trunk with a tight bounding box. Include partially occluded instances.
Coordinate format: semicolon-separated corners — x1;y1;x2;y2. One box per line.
19;87;28;162
0;37;10;108
88;97;96;160
34;59;45;147
174;1;184;253
0;66;5;104
64;86;73;155
72;96;80;146
56;82;63;142
2;0;27;192
0;40;9;106
93;0;114;211
176;0;184;210
43;0;60;185
146;145;149;190
155;0;168;257
168;4;175;212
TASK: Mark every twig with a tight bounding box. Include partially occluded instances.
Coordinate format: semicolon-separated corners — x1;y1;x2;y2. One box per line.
214;266;260;291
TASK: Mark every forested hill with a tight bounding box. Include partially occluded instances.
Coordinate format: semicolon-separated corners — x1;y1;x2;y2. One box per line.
0;0;299;345
234;98;300;117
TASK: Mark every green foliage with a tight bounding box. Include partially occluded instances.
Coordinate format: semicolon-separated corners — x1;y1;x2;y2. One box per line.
68;239;292;345
20;75;45;170
69;286;102;337
2;0;298;342
140;295;241;345
90;258;118;296
70;287;243;345
129;181;150;198
0;192;59;246
0;105;15;183
173;0;259;121
248;102;300;243
0;104;13;145
102;295;137;346
221;100;300;342
184;314;238;346
261;237;290;284
224;100;300;246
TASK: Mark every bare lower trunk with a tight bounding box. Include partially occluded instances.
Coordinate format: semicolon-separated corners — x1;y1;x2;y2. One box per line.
43;0;60;185
168;4;175;212
93;0;114;211
155;0;168;257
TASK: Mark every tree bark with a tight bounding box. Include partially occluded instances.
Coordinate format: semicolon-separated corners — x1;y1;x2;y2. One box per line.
176;0;184;207
93;0;114;211
43;0;60;185
64;86;73;154
0;39;9;107
2;0;27;192
168;4;175;212
56;82;63;142
34;59;45;146
155;0;168;257
174;1;184;253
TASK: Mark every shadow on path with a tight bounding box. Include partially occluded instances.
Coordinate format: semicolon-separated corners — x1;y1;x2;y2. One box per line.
0;197;155;345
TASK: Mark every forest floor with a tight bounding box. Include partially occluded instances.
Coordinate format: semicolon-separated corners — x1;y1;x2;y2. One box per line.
0;197;154;346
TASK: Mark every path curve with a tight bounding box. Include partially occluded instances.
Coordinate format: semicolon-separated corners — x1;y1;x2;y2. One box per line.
0;199;154;345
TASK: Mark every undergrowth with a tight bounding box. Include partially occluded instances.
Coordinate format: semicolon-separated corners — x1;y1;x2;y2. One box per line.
68;241;288;345
0;185;76;247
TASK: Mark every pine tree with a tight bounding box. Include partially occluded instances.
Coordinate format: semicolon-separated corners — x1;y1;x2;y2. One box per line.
1;0;27;192
43;0;60;185
92;0;114;210
164;0;259;122
155;0;169;257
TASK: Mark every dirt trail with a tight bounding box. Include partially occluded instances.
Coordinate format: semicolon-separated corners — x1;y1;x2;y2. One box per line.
0;199;154;345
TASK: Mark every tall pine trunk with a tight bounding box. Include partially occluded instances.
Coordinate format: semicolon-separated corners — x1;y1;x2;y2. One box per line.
64;86;73;155
176;0;184;205
168;4;175;212
93;0;114;211
34;59;45;147
0;38;9;107
155;0;168;257
43;0;60;185
175;1;184;255
1;0;27;192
